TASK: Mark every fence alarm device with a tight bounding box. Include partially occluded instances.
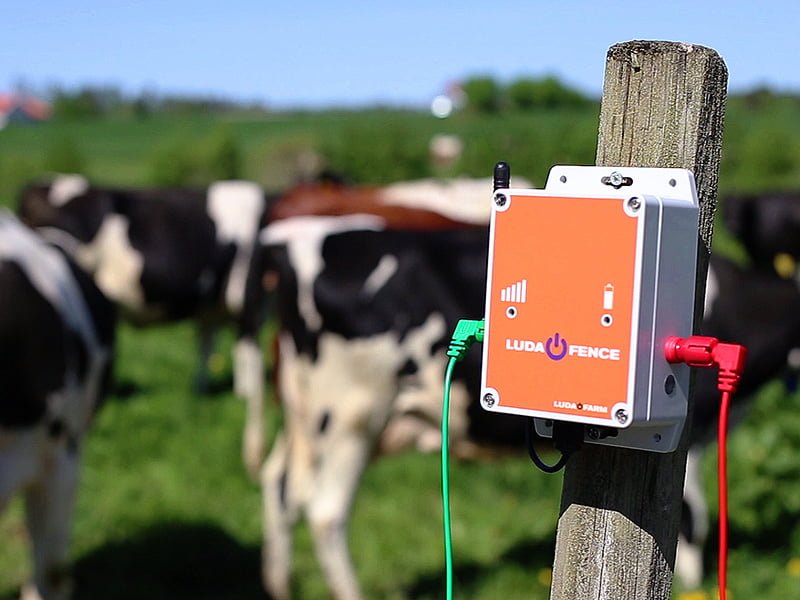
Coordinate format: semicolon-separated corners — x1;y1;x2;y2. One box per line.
480;165;700;452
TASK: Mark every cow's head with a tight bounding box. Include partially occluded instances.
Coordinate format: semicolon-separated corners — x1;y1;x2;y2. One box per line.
18;174;114;245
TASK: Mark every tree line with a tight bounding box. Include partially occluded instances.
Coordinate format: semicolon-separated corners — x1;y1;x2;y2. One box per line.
460;75;595;113
37;85;267;120
31;75;594;121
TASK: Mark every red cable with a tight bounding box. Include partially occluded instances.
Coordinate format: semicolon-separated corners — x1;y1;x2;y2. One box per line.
665;336;746;600
717;390;730;600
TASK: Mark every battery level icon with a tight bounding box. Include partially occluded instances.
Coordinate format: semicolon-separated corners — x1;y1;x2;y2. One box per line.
603;284;615;310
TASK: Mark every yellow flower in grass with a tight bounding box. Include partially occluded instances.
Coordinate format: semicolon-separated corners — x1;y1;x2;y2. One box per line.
676;591;709;600
787;557;800;577
208;352;227;374
774;253;798;279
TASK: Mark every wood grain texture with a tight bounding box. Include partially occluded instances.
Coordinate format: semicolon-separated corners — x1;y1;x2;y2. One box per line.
550;40;727;600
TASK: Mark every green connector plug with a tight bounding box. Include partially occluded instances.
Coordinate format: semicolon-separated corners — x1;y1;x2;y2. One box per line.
446;319;485;361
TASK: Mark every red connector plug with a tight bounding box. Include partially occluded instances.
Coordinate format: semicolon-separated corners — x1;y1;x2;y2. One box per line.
664;335;747;392
664;335;748;600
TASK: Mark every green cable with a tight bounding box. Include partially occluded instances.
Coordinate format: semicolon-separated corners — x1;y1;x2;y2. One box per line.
441;318;484;600
441;356;458;600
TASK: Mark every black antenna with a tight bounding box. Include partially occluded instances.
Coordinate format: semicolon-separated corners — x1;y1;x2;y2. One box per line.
493;161;510;191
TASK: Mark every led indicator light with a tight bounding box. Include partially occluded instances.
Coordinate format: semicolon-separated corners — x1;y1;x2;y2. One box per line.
603;284;615;310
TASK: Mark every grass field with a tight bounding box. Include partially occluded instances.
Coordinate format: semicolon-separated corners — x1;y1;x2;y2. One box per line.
2;107;800;598
1;321;800;598
0;322;568;599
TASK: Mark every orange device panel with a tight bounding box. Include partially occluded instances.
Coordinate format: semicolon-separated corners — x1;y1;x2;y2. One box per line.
480;165;700;452
482;193;639;426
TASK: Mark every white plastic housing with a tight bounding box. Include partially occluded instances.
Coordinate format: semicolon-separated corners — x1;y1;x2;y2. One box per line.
480;165;699;452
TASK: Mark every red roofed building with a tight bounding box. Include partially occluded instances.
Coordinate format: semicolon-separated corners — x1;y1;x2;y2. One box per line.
0;93;52;128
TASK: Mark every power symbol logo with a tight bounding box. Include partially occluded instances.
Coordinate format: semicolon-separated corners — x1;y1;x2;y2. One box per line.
546;332;568;361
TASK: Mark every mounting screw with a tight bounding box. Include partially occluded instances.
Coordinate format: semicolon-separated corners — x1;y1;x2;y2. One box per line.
601;171;633;188
614;408;629;425
587;426;601;440
494;192;508;207
483;392;496;408
627;196;641;211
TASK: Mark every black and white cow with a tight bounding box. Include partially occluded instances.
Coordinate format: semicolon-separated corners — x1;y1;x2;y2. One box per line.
260;178;800;599
260;214;523;600
18;174;274;478
260;177;534;600
0;212;115;600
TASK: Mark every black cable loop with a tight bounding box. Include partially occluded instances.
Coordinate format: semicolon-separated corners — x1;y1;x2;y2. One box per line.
525;417;570;473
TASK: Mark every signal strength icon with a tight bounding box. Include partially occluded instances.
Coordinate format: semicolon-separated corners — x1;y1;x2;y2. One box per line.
501;279;527;303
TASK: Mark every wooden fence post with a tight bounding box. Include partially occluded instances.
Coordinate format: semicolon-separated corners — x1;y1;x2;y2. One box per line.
549;41;728;600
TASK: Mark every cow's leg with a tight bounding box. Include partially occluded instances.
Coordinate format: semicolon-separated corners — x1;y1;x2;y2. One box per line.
234;335;265;480
262;416;318;599
676;446;709;590
194;323;217;394
0;431;57;600
305;378;394;600
306;426;372;600
262;333;313;600
300;331;420;600
0;431;39;513
264;329;404;599
234;259;270;480
262;432;304;600
22;442;79;600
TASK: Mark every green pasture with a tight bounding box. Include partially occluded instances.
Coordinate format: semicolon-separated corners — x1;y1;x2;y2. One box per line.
2;104;800;598
2;316;800;598
0;322;567;599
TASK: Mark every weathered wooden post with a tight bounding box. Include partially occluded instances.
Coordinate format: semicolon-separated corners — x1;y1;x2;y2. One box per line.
549;41;728;599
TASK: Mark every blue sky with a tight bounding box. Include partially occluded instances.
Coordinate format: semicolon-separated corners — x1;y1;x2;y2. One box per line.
4;1;798;108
